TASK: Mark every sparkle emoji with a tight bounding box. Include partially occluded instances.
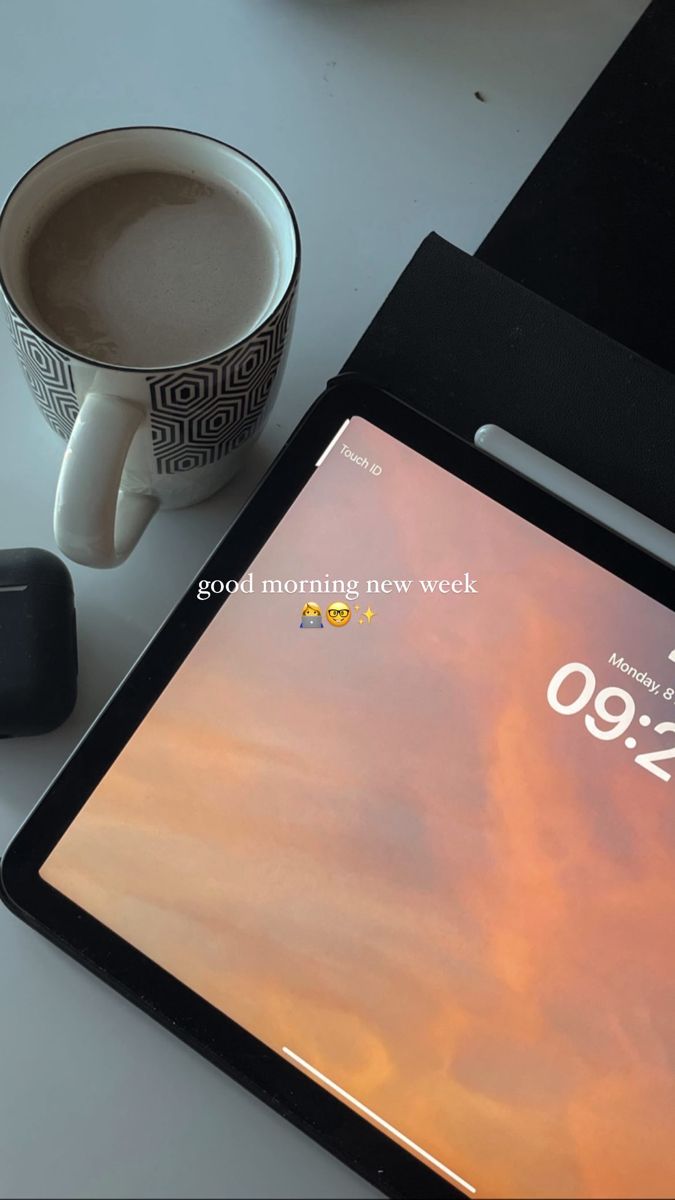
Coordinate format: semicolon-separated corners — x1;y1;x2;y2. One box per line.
300;602;323;629
325;600;352;628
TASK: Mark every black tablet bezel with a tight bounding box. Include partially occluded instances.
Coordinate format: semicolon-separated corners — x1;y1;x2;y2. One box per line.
2;373;673;1200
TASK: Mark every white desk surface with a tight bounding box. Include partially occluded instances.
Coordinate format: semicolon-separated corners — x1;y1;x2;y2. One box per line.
0;2;649;1196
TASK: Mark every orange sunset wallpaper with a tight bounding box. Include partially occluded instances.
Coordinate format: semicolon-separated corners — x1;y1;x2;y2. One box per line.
43;418;675;1198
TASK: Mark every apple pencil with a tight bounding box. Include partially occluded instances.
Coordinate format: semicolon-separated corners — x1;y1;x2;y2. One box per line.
474;424;675;570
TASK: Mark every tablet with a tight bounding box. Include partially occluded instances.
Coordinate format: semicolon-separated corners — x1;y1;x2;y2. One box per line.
3;375;674;1200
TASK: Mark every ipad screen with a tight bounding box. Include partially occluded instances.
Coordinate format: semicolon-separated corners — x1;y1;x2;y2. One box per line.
42;417;675;1199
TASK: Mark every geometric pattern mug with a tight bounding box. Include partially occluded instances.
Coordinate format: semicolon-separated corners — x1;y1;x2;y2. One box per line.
0;128;300;567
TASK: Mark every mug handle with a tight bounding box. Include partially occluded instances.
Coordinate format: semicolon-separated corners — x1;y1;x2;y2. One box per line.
54;392;159;568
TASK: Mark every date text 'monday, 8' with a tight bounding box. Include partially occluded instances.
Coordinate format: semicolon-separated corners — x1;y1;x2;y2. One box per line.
608;652;661;696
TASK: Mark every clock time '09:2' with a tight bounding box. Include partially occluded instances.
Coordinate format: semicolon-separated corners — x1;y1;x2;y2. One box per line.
546;661;675;782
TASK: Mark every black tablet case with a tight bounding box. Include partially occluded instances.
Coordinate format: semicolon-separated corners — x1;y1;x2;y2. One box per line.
477;0;675;375
343;234;675;534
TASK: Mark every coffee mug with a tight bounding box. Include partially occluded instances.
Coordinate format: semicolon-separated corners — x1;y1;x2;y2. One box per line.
0;127;300;567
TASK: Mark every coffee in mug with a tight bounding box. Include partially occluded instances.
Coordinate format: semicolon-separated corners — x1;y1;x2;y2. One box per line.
0;128;300;568
26;169;281;368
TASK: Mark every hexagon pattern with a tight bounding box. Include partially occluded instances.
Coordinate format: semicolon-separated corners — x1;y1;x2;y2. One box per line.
149;278;298;474
3;299;79;438
3;274;297;476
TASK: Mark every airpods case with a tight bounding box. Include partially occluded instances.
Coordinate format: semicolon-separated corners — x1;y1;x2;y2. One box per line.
0;548;77;737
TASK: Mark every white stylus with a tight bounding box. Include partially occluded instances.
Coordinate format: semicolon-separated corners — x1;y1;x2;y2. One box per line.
474;424;675;570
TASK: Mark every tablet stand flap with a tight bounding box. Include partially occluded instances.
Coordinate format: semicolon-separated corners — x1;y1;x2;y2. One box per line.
343;234;675;534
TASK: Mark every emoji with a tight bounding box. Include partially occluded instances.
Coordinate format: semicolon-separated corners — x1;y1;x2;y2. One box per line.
326;600;351;628
358;607;376;625
300;602;323;629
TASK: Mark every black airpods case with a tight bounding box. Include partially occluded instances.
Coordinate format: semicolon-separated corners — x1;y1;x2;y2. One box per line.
0;548;77;737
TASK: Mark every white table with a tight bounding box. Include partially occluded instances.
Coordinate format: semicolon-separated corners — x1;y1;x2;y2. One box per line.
0;2;649;1196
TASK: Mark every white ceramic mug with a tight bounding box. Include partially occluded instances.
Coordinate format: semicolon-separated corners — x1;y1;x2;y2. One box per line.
0;127;300;568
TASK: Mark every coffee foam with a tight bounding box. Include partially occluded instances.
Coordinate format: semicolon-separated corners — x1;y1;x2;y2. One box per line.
27;169;280;368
